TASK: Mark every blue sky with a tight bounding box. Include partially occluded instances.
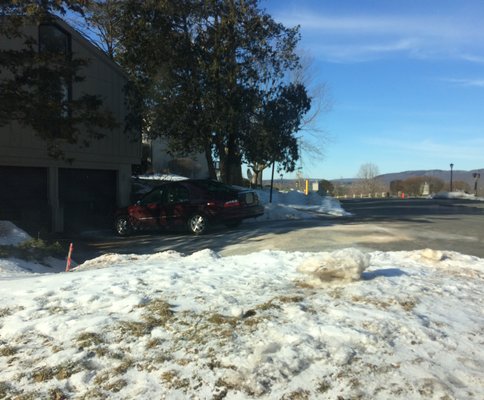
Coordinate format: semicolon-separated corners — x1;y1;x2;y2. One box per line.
262;0;484;179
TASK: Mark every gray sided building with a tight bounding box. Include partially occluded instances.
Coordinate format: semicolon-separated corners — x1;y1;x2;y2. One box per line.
0;17;141;233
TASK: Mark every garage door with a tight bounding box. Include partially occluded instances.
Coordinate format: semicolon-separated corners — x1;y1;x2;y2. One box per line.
0;166;50;233
59;168;116;232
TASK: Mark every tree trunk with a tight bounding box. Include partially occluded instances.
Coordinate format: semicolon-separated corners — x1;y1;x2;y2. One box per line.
204;142;217;180
251;163;266;188
218;132;243;185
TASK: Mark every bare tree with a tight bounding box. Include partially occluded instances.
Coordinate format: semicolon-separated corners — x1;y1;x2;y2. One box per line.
355;163;385;195
293;51;332;168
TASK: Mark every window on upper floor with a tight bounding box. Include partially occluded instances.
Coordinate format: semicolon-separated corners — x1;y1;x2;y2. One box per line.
39;23;71;58
38;23;72;120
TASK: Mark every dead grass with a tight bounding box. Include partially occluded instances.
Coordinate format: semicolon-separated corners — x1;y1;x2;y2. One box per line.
78;388;108;400
0;308;13;318
351;295;418;312
115;298;174;338
256;295;304;312
207;313;238;327
281;389;311;400
30;361;80;382
10;392;40;400
160;370;190;390
0;381;17;398
76;331;105;348
143;298;174;321
103;379;128;393
117;320;152;337
113;358;133;375
316;380;331;393
0;345;18;357
48;387;68;400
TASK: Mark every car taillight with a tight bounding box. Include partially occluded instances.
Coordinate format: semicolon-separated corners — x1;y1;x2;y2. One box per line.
224;199;240;208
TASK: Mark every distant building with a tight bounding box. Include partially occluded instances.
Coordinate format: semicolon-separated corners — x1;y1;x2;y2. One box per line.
0;17;141;233
421;182;430;196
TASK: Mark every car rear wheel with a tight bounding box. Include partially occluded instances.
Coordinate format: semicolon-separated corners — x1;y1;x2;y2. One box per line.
187;213;208;235
115;215;132;236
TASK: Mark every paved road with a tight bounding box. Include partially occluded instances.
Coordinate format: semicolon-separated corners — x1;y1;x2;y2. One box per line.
71;197;484;263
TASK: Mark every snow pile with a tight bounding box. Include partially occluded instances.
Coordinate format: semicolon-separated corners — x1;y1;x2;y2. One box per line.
0;248;483;399
433;191;484;201
297;248;370;285
133;173;188;181
0;256;67;279
0;222;66;276
255;189;351;220
0;220;31;246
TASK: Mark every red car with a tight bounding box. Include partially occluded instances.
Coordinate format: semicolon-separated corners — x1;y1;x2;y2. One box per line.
115;179;264;236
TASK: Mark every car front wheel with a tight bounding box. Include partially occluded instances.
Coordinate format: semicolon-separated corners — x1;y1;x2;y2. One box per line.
115;215;132;236
187;213;208;235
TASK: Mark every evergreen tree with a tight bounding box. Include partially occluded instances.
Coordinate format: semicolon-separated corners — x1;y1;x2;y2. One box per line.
94;0;310;184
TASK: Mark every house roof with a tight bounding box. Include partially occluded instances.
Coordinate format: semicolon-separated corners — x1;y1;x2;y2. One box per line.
1;13;129;80
49;15;129;80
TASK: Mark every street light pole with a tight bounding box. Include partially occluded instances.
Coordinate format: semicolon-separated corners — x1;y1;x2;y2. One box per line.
450;163;454;192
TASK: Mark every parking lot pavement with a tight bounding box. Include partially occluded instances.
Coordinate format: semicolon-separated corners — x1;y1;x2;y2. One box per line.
66;198;484;263
61;199;484;263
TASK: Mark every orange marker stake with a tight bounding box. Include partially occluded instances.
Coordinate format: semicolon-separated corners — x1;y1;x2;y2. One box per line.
65;243;74;272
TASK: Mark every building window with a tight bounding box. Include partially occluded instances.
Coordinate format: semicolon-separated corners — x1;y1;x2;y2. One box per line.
39;24;71;57
38;23;72;120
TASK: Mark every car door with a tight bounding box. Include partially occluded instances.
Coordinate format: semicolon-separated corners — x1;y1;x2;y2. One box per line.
161;183;191;228
129;187;164;230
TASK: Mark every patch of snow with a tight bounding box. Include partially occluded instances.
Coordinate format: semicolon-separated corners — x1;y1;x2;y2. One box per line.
0;220;31;246
133;173;188;181
254;188;352;221
433;191;484;201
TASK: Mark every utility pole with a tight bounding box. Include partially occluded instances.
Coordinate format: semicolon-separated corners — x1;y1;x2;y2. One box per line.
450;163;454;192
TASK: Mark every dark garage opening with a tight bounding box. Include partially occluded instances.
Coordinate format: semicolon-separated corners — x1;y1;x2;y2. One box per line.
59;168;116;232
0;166;50;234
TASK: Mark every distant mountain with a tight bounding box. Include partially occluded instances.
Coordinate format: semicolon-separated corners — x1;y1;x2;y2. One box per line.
263;168;483;189
375;169;483;186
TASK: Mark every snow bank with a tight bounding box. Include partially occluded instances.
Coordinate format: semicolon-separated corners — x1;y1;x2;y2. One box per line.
0;220;31;246
433;191;484;201
255;188;351;220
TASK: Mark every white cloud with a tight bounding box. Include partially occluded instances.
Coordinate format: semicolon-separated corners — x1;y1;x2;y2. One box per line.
442;78;484;88
309;38;420;63
282;14;465;39
275;11;484;63
366;137;484;161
